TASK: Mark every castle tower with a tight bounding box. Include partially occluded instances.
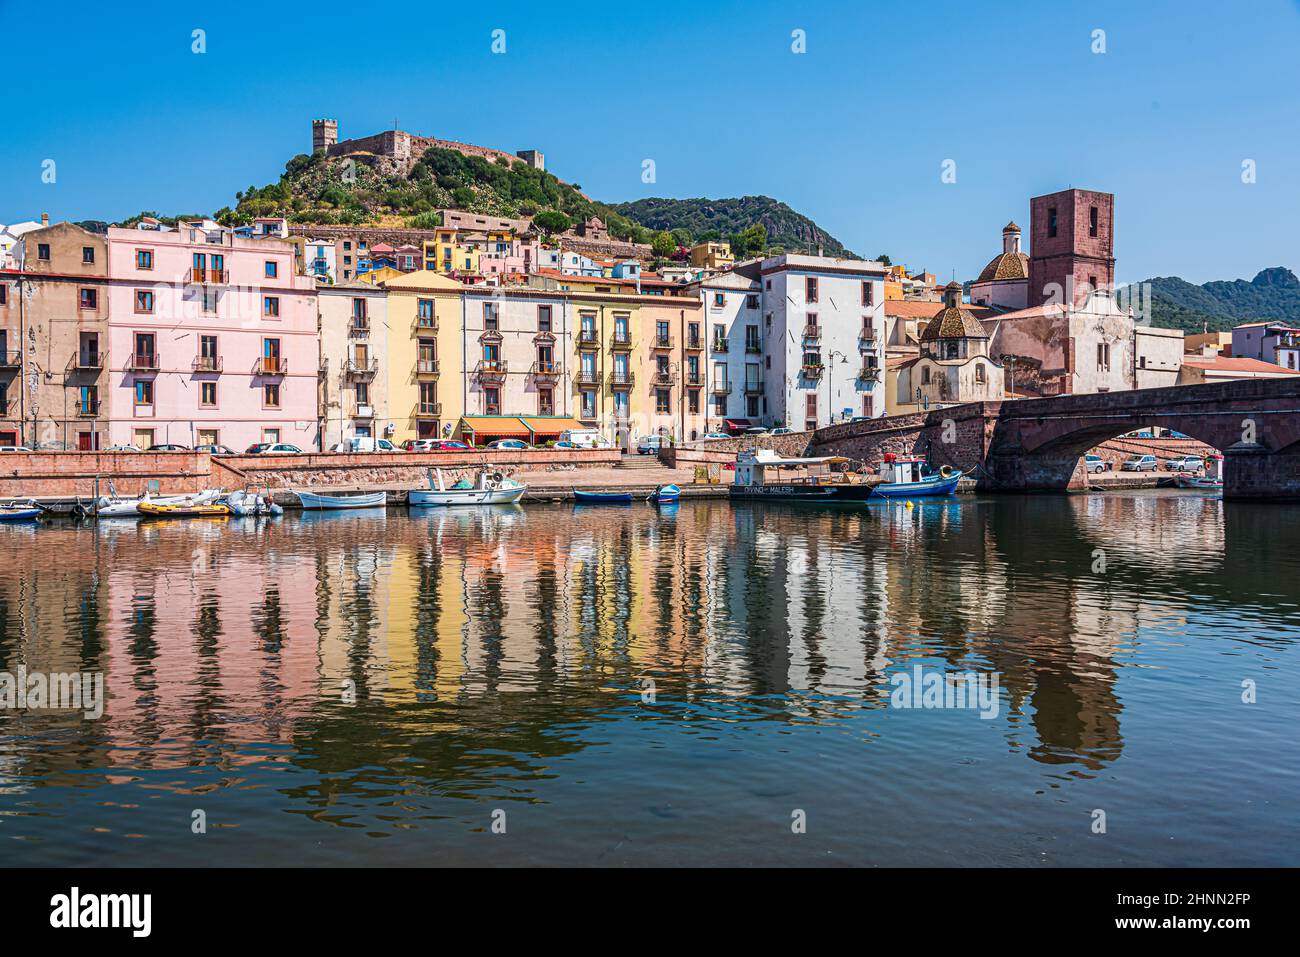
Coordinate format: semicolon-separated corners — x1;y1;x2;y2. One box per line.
1028;188;1114;308
312;118;338;153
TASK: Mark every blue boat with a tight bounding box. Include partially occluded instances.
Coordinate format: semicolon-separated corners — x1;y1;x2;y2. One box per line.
648;484;681;504
0;500;44;522
730;450;961;503
573;489;633;504
869;456;962;498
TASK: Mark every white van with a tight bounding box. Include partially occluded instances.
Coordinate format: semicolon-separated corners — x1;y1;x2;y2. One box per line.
558;429;611;449
336;437;401;453
636;434;671;455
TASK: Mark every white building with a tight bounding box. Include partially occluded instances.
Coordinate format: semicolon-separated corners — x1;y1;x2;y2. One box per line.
303;238;337;283
689;265;763;430
759;254;888;430
1232;321;1300;372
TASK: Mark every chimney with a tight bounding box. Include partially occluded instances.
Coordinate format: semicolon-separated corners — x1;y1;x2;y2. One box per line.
816;243;824;257
40;213;49;226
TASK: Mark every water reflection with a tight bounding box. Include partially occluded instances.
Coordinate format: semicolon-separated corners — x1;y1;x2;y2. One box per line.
1;492;1297;865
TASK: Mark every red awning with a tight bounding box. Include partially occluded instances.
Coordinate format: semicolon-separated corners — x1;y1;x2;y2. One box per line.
724;419;751;430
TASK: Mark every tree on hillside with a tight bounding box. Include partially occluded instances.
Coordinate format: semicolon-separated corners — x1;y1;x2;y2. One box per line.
532;210;572;236
875;253;892;266
651;231;677;258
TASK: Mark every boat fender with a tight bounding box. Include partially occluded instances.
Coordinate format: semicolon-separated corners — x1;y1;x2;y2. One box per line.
939;465;954;478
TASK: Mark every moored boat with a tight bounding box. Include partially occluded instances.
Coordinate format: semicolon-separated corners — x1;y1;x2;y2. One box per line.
408;468;527;507
729;449;961;502
1176;453;1224;489
293;490;387;510
226;489;284;516
648;484;681;504
96;483;224;517
869;455;963;498
0;499;44;522
137;501;233;518
573;489;634;504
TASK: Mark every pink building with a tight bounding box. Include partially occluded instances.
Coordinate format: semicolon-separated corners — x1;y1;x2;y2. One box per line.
105;223;319;451
478;237;541;277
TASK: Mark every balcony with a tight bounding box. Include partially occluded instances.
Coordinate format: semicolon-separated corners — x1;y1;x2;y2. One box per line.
744;339;762;354
684;335;704;352
577;328;600;348
344;357;378;378
802;361;825;378
574;367;601;387
68;351;105;372
858;365;881;383
802;324;822;343
684;371;705;388
416;358;440;376
415;315;438;331
531;360;563;380
354;405;375;419
76;399;101;417
191;355;223;373
349;318;370;337
711;338;729;354
610;331;633;351
0;351;20;369
128;353;160;372
609;370;635;389
253;357;287;376
650;368;677;386
859;330;878;349
744;380;765;395
711;380;732;395
417;402;443;417
651;334;674;351
474;359;507;382
190;267;229;284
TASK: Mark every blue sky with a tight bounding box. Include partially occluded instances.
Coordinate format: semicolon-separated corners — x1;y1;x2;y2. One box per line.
4;0;1299;285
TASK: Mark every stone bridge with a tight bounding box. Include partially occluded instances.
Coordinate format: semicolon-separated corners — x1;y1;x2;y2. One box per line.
807;376;1300;499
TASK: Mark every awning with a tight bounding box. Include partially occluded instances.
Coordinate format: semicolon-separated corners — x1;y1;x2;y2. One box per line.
517;416;586;438
459;416;533;438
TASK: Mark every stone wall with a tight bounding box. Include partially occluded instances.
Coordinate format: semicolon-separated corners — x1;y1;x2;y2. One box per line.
0;452;213;498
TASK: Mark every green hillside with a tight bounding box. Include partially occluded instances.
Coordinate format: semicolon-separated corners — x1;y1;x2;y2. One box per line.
1122;267;1300;332
610;196;855;259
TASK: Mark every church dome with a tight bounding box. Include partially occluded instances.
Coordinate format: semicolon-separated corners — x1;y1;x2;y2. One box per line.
921;283;988;341
976;250;1029;283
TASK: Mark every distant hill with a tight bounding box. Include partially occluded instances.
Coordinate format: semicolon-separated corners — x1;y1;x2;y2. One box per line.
609;196;855;259
1123;267;1300;332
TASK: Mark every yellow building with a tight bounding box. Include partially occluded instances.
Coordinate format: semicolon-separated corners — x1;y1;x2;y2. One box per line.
381;270;466;441
429;228;482;275
689;241;734;270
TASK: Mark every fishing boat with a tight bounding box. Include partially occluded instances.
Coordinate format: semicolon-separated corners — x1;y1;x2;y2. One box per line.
408;468;527;507
137;501;233;518
225;489;284;516
0;499;44;522
730;449;961;502
573;489;634;504
648;484;681;504
96;482;224;517
1176;453;1224;489
293;490;387;510
869;455;963;498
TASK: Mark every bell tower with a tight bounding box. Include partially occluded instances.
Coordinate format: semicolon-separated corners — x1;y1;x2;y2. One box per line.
1028;189;1114;307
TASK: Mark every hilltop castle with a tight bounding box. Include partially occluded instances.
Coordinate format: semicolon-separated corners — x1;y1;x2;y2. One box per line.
311;118;544;175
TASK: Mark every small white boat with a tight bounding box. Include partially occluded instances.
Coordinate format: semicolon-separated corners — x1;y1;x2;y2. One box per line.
226;489;284;516
293;489;387;510
97;483;223;517
0;499;44;522
409;468;527;506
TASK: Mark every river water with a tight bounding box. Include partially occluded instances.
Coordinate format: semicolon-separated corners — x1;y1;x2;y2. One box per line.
1;492;1297;866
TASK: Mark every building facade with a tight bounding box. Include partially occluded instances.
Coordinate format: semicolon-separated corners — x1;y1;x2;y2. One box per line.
1232;322;1300;372
383;271;465;442
319;282;390;448
105;224;318;451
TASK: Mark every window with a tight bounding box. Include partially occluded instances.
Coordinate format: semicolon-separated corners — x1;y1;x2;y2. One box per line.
79;288;97;309
863;396;874;417
922;366;931;384
197;429;219;446
975;364;985;383
861;316;874;338
713;293;725;307
1088;275;1098;296
355;382;369;405
714;395;726;416
200;381;217;407
264;383;281;408
805;277;818;302
1139;356;1147;370
343;241;352;251
484;387;500;415
1097;342;1111;371
746;294;759;309
655;389;671;414
38;244;50;261
134;380;153;405
484;302;498;329
581;390;597;418
82;246;95;264
198;335;218;371
263;296;280;317
539;388;554;416
746;325;761;352
1089;206;1099;237
419;382;438;413
265;261;278;279
538;305;552;332
0;285;6;305
805;394;817;431
417;299;434;325
1047;207;1058;238
688;389;700;414
134;290;154;313
136;249;153;270
352;298;367;324
201;289;218;314
862;281;874;306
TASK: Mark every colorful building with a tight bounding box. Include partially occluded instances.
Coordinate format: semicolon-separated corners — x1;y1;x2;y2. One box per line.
319;281;390;448
382;270;465;442
104;222;318;451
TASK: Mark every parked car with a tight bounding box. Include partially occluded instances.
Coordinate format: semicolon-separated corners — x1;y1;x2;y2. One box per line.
401;439;436;452
194;443;237;456
0;445;34;453
245;443;304;455
552;441;579;449
636;434;671;455
1121;454;1159;472
558;428;612;449
104;444;141;452
429;440;472;452
744;426;769;435
1084;454;1109;474
703;431;731;441
1164;455;1204;472
485;439;531;450
770;427;794;436
148;443;190;452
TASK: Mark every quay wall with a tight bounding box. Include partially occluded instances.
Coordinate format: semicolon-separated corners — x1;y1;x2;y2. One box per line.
1;449;623;499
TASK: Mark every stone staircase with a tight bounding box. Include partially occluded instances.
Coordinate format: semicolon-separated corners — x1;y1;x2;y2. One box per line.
614;454;663;470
